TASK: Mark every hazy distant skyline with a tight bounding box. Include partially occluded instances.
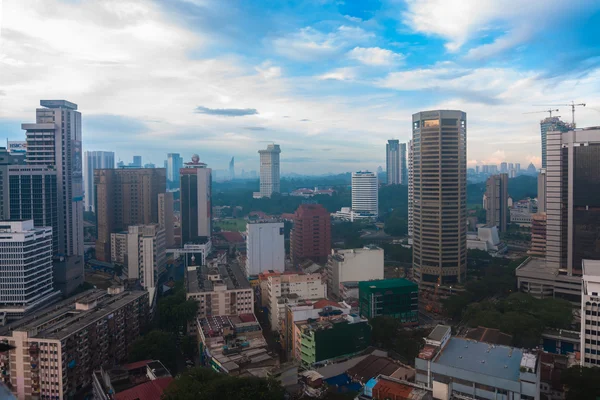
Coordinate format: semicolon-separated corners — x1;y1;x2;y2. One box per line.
1;0;600;174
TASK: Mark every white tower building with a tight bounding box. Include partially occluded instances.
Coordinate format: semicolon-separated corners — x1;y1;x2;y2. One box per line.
257;144;281;198
351;171;378;218
245;220;285;277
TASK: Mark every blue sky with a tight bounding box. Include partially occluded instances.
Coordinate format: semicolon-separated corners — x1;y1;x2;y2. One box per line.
1;0;600;174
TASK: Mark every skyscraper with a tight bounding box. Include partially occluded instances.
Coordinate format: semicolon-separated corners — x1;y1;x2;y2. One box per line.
180;155;212;244
167;153;183;186
229;156;235;180
94;168;166;261
540;117;570;168
485;173;509;232
84;151;114;212
352;171;378;218
257;144;281;198
290;204;331;265
22;100;84;295
386;139;400;185
412;110;467;285
400;143;408;184
500;162;508;173
0;220;59;320
408;139;414;243
132;155;142;167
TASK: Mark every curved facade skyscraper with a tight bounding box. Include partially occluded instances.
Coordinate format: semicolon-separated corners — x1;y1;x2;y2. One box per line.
412;110;467;285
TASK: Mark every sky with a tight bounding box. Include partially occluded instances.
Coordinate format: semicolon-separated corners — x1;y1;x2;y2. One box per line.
1;0;600;175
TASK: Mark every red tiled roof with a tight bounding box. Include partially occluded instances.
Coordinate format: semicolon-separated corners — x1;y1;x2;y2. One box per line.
123;360;152;371
238;314;257;323
313;299;342;309
219;231;244;243
114;378;173;400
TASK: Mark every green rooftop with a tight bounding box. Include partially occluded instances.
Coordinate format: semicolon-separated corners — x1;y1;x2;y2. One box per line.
358;278;417;290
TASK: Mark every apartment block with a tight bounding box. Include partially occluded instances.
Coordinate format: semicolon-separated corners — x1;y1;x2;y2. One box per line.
267;273;327;332
290;204;331;265
126;224;167;289
185;261;254;320
581;260;600;367
327;247;384;297
0;288;149;400
485;173;508;232
246;220;285;277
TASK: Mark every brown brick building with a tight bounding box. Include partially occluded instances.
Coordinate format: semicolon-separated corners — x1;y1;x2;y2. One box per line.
290;204;331;265
94;168;166;261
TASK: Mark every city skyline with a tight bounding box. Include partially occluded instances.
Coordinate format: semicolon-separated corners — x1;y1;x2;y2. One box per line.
1;1;599;174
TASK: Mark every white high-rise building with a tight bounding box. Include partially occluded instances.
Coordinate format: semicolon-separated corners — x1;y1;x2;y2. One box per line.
0;220;60;320
408;139;414;242
84;151;114;212
351;171;378;218
22;100;85;295
245;220;285;277
581;259;600;367
256;144;281;198
127;224;166;290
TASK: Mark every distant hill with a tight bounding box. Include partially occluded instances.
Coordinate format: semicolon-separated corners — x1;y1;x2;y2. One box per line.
467;175;537;206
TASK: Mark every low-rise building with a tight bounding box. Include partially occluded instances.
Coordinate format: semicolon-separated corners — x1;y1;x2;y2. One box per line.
0;287;149;400
516;257;581;304
196;314;276;375
186;261;254;320
467;225;507;255
363;375;432;400
340;281;359;303
510;198;538;227
267;272;327;332
296;314;371;367
327;246;384;298
359;279;418;326
92;359;172;400
415;325;540;400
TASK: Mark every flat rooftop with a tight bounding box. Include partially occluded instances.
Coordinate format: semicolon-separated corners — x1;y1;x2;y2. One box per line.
0;289;147;340
359;278;417;291
434;338;524;382
427;325;451;342
583;260;600;277
187;261;250;293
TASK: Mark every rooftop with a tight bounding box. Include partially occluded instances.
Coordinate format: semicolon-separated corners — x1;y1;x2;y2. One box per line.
358;278;418;291
583;259;600;278
0;289;147;340
434;338;525;382
346;355;404;384
113;377;172;400
427;325;451;343
187;262;250;293
464;327;513;346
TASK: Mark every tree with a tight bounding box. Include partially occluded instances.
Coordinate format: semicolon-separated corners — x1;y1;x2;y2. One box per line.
162;367;286;400
383;209;408;236
561;366;600;400
129;330;178;373
157;281;198;333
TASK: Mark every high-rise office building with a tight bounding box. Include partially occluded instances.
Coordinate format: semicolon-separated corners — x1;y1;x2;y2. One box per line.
351;171;378;218
0;220;60;320
22;100;84;295
257;144;281;198
126;224;166;289
290;204;331;265
83;151;114;212
408;139;414;242
94;168;166;261
581;260;600;367
246;220;285;277
158;192;175;248
541;117;571;169
500;162;508;173
412;110;467;285
386;139;401;185
229;156;235;180
485;173;509;232
132;155;142;167
166;153;183;186
180;155;212;244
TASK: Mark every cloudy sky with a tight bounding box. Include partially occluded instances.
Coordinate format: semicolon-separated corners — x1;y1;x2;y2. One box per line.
1;0;599;174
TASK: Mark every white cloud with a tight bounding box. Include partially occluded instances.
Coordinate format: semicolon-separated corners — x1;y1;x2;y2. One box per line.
401;0;583;54
255;61;282;79
347;46;404;66
317;68;357;81
272;25;374;61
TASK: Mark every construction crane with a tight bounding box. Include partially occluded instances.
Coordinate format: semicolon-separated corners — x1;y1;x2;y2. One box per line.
535;101;586;127
523;109;559;118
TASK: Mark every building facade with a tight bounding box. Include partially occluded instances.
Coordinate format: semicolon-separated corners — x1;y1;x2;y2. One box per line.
180;155;212;244
485;173;508;232
83;151;114;212
352;171;378;218
408;139;414;243
412;110;467;285
94;168;166;261
257;144;281;198
528;213;547;258
0;288;149;400
540;117;570;169
327;247;384;297
245;220;285;277
22;100;85;295
0;221;60;320
359;279;418;325
290;204;331;265
158;192;175;248
581;260;600;367
166;153;183;186
386;140;407;185
127;224;167;289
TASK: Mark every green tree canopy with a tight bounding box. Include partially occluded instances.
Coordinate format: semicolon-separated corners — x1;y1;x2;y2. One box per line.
157;281;198;333
129;330;177;374
561;366;600;400
162;367;286;400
